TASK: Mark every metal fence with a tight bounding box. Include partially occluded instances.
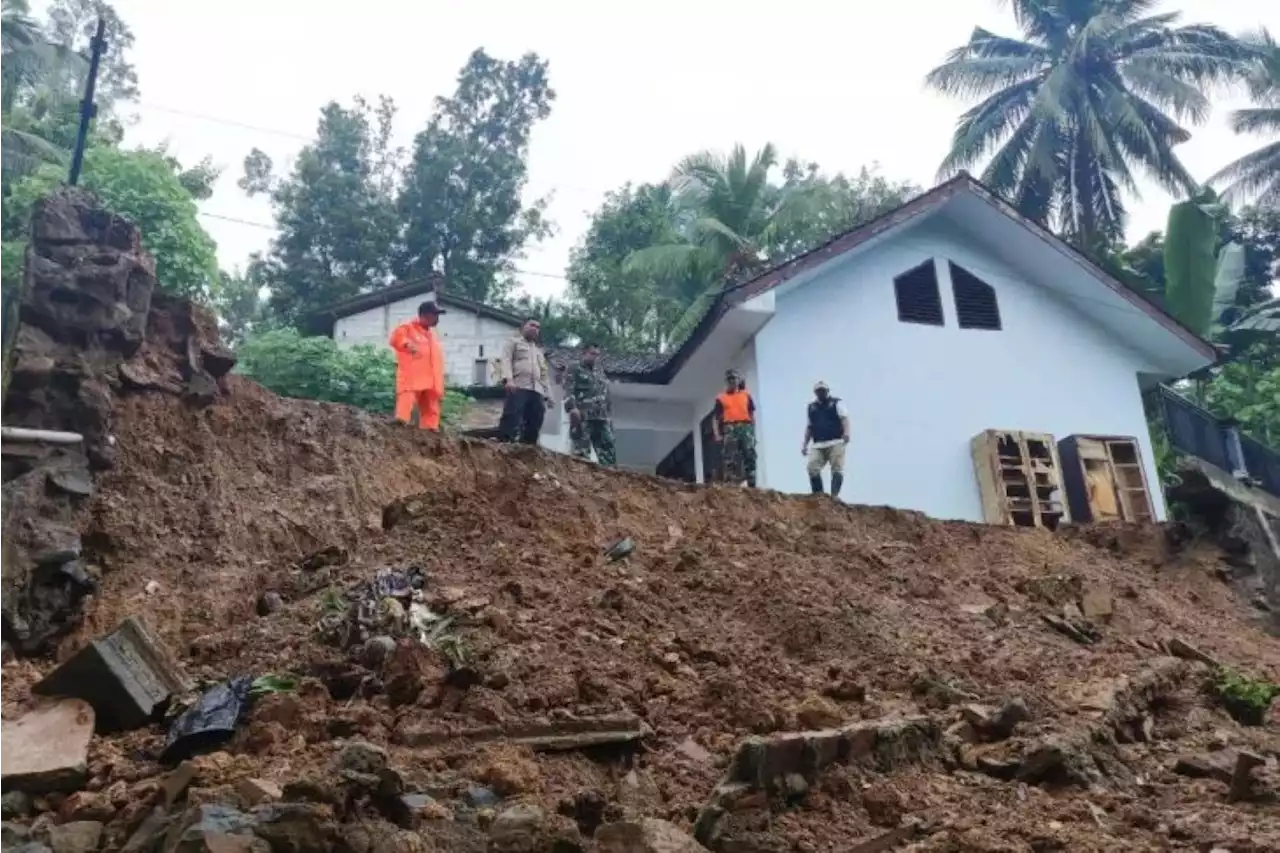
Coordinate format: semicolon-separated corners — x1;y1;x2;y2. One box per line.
1157;388;1231;471
1241;434;1280;498
1158;386;1280;498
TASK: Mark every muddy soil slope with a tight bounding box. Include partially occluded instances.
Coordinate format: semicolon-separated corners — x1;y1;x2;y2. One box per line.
4;376;1280;853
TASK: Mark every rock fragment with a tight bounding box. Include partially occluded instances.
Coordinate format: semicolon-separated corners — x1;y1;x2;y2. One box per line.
596;818;707;853
235;779;282;807
0;699;94;793
795;695;843;729
1173;755;1232;784
162;804;257;853
1228;751;1265;803
45;821;103;853
489;804;545;853
1166;636;1221;668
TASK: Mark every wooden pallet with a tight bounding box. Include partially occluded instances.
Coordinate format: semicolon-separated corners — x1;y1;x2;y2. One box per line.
971;429;1069;529
1058;435;1154;524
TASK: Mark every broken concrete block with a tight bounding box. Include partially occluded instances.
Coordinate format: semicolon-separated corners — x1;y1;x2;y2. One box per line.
33;617;188;731
675;737;713;764
235;778;282;807
596;818;706;853
0;698;94;793
45;821;103;853
1080;586;1114;622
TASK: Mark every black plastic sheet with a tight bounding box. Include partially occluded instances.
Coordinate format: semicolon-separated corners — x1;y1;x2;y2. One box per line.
161;676;253;763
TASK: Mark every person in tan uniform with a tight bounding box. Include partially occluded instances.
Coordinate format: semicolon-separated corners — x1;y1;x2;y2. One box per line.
498;318;551;444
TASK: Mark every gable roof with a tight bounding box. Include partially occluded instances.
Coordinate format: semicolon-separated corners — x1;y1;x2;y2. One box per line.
546;346;666;377
607;173;1217;383
307;276;524;336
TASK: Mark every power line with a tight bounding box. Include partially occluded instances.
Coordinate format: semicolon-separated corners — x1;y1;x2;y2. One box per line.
134;102;313;141
198;211;569;281
134;101;607;198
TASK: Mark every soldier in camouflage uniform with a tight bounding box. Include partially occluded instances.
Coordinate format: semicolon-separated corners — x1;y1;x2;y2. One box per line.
563;342;616;466
712;369;757;487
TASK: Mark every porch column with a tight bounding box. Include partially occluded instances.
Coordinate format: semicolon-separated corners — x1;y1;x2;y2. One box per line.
692;415;704;485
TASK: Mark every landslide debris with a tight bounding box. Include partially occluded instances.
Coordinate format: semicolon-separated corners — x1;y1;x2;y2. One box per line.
3;189;1280;853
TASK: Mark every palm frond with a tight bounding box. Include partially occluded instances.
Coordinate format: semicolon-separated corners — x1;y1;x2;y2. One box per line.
1229;107;1280;136
1123;25;1258;86
622;242;702;283
938;79;1039;178
1208;141;1280;207
1119;59;1211;124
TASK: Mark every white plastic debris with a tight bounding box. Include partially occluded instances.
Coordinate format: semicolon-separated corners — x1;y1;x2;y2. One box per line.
145;580;160;595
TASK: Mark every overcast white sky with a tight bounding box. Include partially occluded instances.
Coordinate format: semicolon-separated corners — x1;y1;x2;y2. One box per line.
92;0;1278;300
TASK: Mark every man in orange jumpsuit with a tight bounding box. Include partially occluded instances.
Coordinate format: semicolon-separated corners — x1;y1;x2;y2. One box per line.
388;301;447;431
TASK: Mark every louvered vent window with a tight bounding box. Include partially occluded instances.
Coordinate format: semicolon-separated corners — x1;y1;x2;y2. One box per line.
950;262;1001;330
893;261;944;326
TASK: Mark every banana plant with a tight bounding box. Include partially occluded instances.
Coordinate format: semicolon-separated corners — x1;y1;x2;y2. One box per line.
1163;188;1246;339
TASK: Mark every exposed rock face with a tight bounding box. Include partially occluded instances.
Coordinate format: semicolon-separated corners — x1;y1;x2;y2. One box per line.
1;188;236;656
1168;458;1280;634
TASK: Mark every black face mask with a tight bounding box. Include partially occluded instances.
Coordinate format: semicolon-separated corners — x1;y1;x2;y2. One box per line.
816;390;829;402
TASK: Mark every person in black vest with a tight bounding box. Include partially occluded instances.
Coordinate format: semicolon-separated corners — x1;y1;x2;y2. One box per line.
801;381;850;496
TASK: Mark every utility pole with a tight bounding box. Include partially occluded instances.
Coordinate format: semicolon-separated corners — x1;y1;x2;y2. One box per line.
68;17;107;186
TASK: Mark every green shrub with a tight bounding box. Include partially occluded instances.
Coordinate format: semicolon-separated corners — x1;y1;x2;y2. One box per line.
236;328;470;429
1212;666;1279;726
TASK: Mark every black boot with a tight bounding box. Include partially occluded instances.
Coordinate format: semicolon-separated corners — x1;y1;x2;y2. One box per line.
809;474;824;494
831;473;843;498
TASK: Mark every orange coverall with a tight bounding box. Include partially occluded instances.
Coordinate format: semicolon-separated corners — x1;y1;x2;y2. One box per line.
388;319;445;430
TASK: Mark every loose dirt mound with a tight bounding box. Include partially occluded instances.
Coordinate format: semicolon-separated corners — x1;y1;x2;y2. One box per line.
4;373;1280;852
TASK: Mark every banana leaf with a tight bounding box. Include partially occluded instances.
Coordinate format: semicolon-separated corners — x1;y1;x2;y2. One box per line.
1163;195;1220;336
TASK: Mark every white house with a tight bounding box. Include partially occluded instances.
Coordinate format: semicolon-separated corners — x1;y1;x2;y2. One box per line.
311;280;571;451
313;281;524;388
548;174;1217;523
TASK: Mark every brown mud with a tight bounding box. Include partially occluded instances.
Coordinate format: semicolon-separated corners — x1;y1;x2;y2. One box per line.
4;372;1279;852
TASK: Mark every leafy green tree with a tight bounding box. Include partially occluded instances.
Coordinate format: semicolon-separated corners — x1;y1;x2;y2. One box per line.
240;96;401;327
44;0;138;106
624;143;807;345
1210;29;1279;207
396;49;555;303
236;328;471;428
0;0;85;186
1202;342;1280;445
6;147;218;298
500;293;575;347
766;161;920;261
926;0;1251;246
563;182;686;352
624;148;919;347
210;262;270;347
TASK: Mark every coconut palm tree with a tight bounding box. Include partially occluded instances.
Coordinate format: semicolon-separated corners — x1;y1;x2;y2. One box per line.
1210;29;1280;207
926;0;1252;247
624;143;814;347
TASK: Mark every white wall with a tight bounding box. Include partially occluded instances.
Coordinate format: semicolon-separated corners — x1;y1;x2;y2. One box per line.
333;296;517;389
752;220;1167;522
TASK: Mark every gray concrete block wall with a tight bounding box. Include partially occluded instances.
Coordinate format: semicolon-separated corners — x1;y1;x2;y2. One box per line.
333;295;519;388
